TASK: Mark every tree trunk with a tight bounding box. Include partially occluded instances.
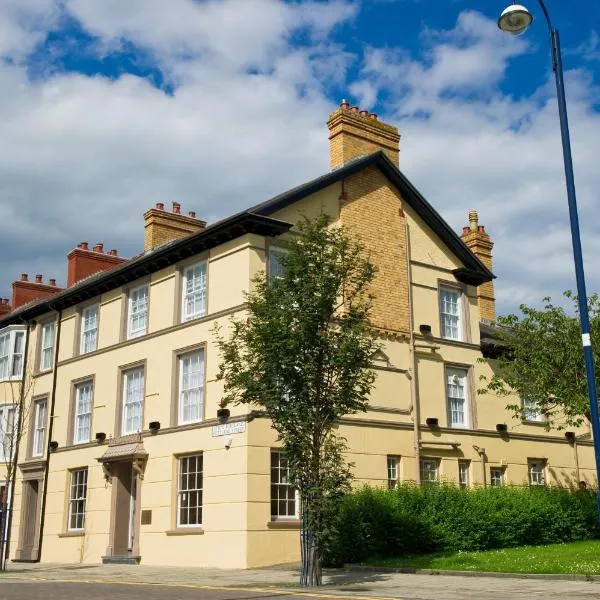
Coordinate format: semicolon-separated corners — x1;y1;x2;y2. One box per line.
0;500;7;570
299;495;322;586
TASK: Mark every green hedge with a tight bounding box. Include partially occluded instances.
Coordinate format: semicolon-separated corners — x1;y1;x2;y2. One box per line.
323;484;600;566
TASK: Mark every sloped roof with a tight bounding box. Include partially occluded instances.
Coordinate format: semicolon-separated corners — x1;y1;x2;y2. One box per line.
0;150;493;326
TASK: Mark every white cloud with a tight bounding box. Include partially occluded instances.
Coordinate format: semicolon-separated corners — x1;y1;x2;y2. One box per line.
0;2;598;319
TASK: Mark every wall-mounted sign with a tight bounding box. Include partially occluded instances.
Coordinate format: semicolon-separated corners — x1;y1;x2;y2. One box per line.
211;421;246;437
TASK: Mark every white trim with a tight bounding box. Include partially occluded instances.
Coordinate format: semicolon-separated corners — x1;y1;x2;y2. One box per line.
439;286;462;341
32;399;47;457
128;284;149;340
122;367;144;435
445;366;470;428
40;322;55;372
73;382;93;445
80;305;98;354
181;262;207;322
178;349;205;425
0;327;26;381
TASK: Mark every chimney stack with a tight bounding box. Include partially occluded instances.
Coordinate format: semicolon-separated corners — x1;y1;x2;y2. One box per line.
67;243;127;287
11;274;62;309
327;99;400;169
143;202;206;251
461;210;496;322
0;298;11;317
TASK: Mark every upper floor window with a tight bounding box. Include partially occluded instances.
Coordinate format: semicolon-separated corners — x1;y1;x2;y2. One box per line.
446;367;470;428
80;306;98;354
182;263;207;322
73;381;93;445
387;455;400;489
0;328;25;381
528;459;546;486
268;246;288;281
439;287;462;341
522;398;544;423
178;350;205;425
271;450;298;520
128;285;149;339
40;323;55;372
0;404;17;461
32;399;47;458
122;367;144;435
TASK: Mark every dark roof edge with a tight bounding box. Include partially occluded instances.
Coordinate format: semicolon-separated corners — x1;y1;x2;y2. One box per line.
0;212;291;327
249;151;495;283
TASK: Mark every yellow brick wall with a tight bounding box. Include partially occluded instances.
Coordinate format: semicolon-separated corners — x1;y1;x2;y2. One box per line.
461;229;496;322
143;209;205;250
340;166;410;334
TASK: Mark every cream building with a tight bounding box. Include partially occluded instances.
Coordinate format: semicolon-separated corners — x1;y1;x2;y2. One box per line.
0;103;595;568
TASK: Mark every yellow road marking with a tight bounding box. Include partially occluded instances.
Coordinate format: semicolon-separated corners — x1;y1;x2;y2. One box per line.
0;574;403;600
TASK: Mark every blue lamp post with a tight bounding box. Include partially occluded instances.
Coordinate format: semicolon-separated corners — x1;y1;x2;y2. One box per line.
498;2;600;507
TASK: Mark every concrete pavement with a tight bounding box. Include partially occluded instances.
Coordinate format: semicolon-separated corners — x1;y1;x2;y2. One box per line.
1;562;600;599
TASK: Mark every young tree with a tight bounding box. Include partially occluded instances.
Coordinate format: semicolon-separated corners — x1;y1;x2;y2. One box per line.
480;291;600;430
216;214;379;586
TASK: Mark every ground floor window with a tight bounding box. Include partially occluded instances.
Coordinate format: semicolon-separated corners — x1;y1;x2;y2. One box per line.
387;455;400;489
420;458;439;484
528;459;546;486
177;454;203;527
271;450;298;519
458;460;470;488
68;468;88;531
490;467;505;487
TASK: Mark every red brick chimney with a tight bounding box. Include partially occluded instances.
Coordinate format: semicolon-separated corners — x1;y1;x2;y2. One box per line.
0;298;11;317
11;274;63;310
67;243;128;287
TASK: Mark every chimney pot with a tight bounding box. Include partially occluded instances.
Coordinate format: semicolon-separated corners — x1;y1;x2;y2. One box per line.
469;210;479;232
156;202;164;210
2;299;8;306
35;274;43;284
20;274;28;282
109;249;118;256
369;113;378;121
93;243;104;253
478;225;486;233
188;211;196;219
172;202;181;214
350;106;359;113
340;99;349;109
462;226;470;235
81;242;89;250
49;278;56;286
359;109;369;117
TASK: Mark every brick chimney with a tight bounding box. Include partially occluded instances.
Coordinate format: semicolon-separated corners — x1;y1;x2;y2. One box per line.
143;202;206;251
327;99;400;169
67;243;127;287
12;274;63;310
461;210;496;322
0;298;11;317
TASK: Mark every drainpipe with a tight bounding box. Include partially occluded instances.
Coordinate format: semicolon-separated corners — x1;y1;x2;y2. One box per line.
3;319;31;569
474;445;487;487
34;307;62;563
573;438;581;484
405;223;421;484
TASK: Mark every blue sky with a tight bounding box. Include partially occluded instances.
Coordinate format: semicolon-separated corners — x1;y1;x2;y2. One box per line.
0;0;599;316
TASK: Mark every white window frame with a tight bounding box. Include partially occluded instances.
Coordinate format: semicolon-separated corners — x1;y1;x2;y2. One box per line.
528;459;546;486
387;455;400;489
446;367;470;428
268;246;288;281
181;262;207;322
439;286;462;341
490;467;505;487
177;454;203;528
73;381;93;445
0;405;17;461
271;450;299;520
0;327;26;382
420;458;439;484
80;305;98;354
458;460;470;488
40;322;55;372
178;349;205;425
522;398;544;423
32;399;47;458
122;367;144;435
128;285;149;340
68;468;88;531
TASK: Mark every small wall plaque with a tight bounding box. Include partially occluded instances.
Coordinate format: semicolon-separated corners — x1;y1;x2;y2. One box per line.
211;421;246;437
141;510;152;525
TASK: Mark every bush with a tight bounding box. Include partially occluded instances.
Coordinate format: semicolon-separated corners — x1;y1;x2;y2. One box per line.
323;483;600;566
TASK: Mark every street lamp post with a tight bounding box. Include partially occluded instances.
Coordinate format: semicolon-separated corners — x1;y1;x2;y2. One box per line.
498;1;600;512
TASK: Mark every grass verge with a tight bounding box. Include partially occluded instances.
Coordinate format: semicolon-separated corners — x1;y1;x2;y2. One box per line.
363;540;600;575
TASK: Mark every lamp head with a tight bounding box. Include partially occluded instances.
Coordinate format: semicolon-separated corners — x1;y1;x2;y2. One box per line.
498;3;533;35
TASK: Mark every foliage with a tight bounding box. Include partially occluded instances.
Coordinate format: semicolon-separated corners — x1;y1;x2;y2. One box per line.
215;214;379;585
480;291;600;429
324;483;600;566
364;540;600;575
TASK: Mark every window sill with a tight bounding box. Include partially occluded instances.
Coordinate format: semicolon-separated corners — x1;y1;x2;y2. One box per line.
267;520;301;529
58;531;85;538
165;528;204;536
522;419;547;427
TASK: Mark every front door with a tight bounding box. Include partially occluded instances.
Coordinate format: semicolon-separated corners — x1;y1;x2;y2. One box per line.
109;461;140;557
15;479;41;561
